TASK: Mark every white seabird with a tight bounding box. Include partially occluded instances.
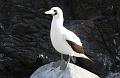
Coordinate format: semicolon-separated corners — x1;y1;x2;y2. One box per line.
45;7;92;63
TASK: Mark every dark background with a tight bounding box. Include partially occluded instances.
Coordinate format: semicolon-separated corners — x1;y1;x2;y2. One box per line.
0;0;120;78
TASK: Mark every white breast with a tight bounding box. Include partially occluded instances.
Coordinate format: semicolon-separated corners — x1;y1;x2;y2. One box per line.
50;23;72;55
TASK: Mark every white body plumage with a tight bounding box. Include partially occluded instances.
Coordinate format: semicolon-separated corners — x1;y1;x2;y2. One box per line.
45;7;91;60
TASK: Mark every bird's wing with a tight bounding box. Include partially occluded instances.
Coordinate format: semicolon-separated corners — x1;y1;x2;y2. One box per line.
64;30;94;63
64;30;84;54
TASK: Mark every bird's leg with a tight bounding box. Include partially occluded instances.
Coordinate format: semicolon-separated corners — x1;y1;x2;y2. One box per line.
60;54;65;65
59;54;65;69
52;54;64;69
67;55;71;64
52;54;65;69
61;54;64;61
64;55;71;69
71;56;76;63
60;55;71;70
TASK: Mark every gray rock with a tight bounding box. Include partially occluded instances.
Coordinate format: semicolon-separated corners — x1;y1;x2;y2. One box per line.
30;60;100;78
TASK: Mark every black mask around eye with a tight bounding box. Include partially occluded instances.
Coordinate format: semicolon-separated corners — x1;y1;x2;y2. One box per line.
54;10;57;15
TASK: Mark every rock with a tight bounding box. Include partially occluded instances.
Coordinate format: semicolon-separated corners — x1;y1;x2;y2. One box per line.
30;60;100;78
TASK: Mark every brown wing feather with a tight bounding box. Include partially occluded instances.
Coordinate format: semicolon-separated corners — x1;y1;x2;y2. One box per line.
66;40;85;54
66;40;94;63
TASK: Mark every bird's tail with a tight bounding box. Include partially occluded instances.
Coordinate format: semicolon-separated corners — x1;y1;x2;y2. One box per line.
74;52;93;63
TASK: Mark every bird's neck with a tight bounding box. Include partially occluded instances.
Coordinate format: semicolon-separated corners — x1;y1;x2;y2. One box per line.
51;15;64;28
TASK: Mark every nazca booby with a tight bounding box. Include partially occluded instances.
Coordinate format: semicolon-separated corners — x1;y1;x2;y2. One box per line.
45;7;92;63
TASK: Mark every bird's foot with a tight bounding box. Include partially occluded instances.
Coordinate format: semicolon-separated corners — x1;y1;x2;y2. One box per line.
60;60;68;70
52;60;68;71
52;55;72;70
59;55;71;70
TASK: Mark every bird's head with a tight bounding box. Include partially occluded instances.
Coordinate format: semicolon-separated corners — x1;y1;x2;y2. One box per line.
44;7;63;17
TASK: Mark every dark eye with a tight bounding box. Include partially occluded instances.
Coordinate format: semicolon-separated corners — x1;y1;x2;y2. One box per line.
54;10;57;15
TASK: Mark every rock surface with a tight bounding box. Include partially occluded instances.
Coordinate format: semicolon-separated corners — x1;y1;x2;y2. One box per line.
30;60;100;78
